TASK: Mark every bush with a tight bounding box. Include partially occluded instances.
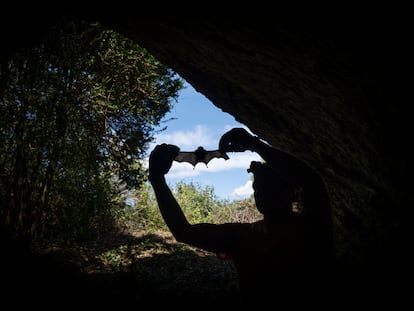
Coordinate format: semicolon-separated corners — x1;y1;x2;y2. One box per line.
127;181;262;232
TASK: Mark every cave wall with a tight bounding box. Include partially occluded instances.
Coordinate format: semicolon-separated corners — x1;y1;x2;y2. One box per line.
98;17;412;268
2;13;412;271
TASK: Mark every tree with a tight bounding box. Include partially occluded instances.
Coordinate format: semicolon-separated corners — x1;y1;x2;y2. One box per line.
0;18;183;240
130;181;220;231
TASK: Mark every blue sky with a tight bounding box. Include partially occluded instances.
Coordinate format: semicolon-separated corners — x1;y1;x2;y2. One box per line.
146;81;262;201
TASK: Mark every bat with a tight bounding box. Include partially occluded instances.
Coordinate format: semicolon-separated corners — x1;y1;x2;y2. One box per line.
174;146;229;168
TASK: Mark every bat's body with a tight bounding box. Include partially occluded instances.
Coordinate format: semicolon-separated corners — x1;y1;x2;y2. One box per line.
174;146;229;167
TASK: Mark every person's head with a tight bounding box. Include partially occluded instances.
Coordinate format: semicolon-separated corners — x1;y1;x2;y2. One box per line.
248;161;295;219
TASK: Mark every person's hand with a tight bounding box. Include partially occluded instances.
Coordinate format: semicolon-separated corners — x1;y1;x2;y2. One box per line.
148;144;180;182
219;128;257;152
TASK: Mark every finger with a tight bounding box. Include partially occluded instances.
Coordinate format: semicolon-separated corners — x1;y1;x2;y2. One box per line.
167;145;180;158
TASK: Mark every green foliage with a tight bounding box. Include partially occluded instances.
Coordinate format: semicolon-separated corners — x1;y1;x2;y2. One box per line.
80;231;240;302
207;196;262;224
0;18;183;241
174;182;217;223
123;182;164;231
129;181;262;232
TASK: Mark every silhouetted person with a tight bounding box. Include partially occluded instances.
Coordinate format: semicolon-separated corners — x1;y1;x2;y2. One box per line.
148;128;334;305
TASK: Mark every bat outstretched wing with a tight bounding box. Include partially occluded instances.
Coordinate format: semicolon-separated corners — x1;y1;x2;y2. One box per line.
174;152;198;166
202;150;229;165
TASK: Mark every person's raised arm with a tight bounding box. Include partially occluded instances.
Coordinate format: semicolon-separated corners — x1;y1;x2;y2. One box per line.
219;128;320;187
148;144;192;241
219;128;333;261
148;144;240;253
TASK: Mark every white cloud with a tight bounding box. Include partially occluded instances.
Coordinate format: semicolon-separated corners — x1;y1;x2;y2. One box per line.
231;180;254;198
149;124;261;155
153;124;216;149
167;162;202;178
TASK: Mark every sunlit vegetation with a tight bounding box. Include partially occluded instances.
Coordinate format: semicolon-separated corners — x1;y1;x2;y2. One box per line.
0;18;183;241
125;181;262;232
30;182;258;304
1;17;260;304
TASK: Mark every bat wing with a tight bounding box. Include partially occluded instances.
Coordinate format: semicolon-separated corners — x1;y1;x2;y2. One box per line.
202;150;230;165
174;152;198;167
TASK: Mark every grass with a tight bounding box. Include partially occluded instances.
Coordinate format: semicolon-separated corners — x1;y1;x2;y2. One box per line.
5;229;242;308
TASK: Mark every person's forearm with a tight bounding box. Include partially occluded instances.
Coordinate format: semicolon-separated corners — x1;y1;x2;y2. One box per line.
150;176;191;240
251;137;316;185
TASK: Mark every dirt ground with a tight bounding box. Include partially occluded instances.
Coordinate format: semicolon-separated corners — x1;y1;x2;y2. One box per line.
2;229;243;308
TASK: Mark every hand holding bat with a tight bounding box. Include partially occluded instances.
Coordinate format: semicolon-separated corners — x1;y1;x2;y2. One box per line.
219;127;258;152
174;146;229;168
148;144;180;181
